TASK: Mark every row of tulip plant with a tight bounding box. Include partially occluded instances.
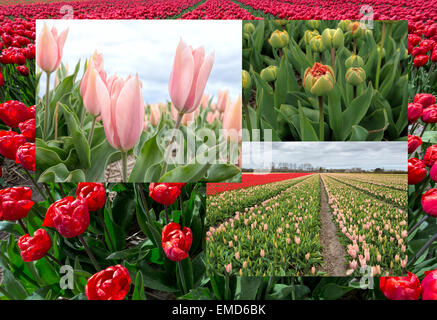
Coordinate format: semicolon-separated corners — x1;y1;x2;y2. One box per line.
242;19;408;141
322;174;408;277
35;23;241;183
0;182;207;300
207;174;322;276
206;174;311;226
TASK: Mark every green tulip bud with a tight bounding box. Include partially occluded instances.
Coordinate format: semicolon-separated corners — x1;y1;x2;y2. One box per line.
345;54;364;68
242;70;252;89
310;35;326;52
268;30;289;49
260;66;278;82
306;20;320;30
377;47;386;59
273;20;288;28
321;28;344;49
244;22;255;34
349;21;365;38
303;62;336;96
338;20;351;32
345;67;366;86
303;29;319;45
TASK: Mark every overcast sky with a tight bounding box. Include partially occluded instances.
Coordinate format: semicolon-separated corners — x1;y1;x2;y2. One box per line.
243;142;407;170
36;20;241;104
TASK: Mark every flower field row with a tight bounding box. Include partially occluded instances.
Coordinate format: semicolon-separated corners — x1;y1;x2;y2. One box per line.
326;174;408;208
1;0;437;20
335;173;407;191
207;174;322;276
207;174;311;226
206;172;313;195
322;174;407;276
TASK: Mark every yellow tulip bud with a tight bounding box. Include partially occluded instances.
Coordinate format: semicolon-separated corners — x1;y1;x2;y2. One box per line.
345;54;364;68
310;35;325;52
321;28;344;49
242;70;251;90
345;67;366;86
303;62;336;96
304;30;319;45
260;66;278;82
268;30;289;49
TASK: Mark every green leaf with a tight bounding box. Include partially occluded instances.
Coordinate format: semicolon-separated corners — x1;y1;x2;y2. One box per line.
86;140;119;182
38;163;86;182
298;103;319;141
204;164;241;182
319;283;355;300
234;277;263;300
327;84;343;140
132;271;147;300
349;125;369;141
1;268;28;300
159;163;211;182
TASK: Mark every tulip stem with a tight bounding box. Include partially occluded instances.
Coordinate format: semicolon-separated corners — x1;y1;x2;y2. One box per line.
243;97;252;141
409;233;437;266
121;151;128;182
54;102;59;141
18;219;28;234
177;261;188;295
88;115;97;147
318;96;324;141
409;215;428;235
46;253;63;266
160;112;184;177
78;235;101;271
420;123;429;137
44;72;51;140
330;48;335;70
23;169;48;202
43;183;56;203
164;205;170;224
353;85;357;99
375;23;387;91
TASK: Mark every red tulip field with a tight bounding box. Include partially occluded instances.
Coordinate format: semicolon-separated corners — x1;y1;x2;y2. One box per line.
207;173;408;277
0;0;436;20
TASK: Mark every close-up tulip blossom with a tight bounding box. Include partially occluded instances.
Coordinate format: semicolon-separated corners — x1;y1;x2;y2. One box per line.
18;229;52;262
161;222;193;262
85;264;131;300
380;272;422;300
0;187;34;221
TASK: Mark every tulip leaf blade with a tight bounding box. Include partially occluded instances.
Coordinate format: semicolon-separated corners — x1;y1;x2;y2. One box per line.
349;125;368;141
298;103;318;141
132;271;147;300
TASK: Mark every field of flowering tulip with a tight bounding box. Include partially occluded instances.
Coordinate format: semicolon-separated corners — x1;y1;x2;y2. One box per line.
207;174;322;276
206;172;312;195
35;21;241;183
322;174;408;276
242;20;408;141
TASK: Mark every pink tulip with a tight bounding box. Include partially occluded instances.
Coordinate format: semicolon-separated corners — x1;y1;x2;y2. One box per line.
36;23;68;74
217;90;229;113
168;39;214;114
101;74;144;151
150;104;161;126
222;95;242;142
81;65;109;117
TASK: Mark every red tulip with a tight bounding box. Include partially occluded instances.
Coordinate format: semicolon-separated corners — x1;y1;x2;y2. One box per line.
408;135;422;154
408;102;423;124
414;54;429;67
85;265;131;300
18;229;52;262
16;142;35;171
409;34;422;47
18;118;35;142
380;272;422;300
422;188;437;217
408;158;427;185
42;196;89;238
0;187;34;221
161;222;193;262
424;145;437;167
414;93;436;109
421;269;437;300
0;100;33;128
0;131;27;160
422;105;437;123
16;65;29;76
149;183;182;206
76;183;106;212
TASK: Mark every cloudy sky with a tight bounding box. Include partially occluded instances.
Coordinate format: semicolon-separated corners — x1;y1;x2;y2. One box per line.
36;20;241;104
243;142;407;170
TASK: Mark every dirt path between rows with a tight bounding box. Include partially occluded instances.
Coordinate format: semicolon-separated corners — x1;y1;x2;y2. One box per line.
319;177;347;276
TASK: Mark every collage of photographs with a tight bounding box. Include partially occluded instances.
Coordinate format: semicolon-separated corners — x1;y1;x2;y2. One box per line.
0;0;437;306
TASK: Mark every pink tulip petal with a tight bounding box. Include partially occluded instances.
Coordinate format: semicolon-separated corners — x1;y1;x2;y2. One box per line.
36;24;58;73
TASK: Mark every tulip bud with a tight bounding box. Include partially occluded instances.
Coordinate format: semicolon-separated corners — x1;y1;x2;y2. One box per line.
424;144;437;167
76;183;106;212
222;96;242;142
303;30;318;46
380;272;422;300
242;70;251;90
377;47;386;59
306;20;320;30
303;62;335;96
345;67;366;86
422;188;437;217
338;20;351;32
349;22;365;39
408;135;422;154
321;28;344;49
86;265;131;300
36;23;68;73
268;30;289;49
16;142;35;172
422;269;437;300
18;229;52;262
345;54;364;68
243;22;255;34
260;65;278;82
422;105;437;123
408;102;423;124
408;158;427;185
414;93;436;109
309;35;325;52
0;187;34;221
162;222;193;262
